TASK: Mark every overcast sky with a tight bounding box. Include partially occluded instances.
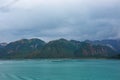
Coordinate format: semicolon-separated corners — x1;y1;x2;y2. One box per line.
0;0;120;42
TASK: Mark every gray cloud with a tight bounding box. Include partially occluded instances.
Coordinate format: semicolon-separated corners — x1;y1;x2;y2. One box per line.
0;0;19;12
0;0;120;42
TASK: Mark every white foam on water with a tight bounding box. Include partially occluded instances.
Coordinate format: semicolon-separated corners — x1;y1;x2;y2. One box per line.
9;74;22;80
17;76;35;80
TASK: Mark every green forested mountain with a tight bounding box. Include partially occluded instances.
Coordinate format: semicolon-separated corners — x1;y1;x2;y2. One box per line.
38;39;77;58
71;40;117;58
85;39;120;52
1;39;46;59
0;38;119;59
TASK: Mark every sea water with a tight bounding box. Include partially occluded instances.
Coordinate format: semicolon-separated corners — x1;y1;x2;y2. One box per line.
0;59;120;80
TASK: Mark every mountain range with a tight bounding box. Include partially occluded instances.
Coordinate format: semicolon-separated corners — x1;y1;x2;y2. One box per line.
0;38;120;59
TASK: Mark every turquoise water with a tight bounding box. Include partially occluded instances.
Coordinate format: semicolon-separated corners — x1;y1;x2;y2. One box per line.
0;59;120;80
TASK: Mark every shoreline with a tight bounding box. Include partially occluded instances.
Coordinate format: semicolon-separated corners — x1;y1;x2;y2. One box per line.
0;57;119;61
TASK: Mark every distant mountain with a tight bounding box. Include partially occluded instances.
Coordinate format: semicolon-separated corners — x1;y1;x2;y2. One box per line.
0;43;7;58
85;39;120;52
0;38;119;59
71;40;117;58
0;43;7;48
0;38;46;59
38;39;77;58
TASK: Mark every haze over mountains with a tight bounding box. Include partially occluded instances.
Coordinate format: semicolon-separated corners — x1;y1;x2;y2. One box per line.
0;38;119;59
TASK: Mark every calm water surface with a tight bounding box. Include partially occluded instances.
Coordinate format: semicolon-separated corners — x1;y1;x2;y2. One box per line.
0;59;120;80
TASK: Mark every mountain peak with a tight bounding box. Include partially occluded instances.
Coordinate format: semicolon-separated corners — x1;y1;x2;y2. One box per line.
58;38;68;41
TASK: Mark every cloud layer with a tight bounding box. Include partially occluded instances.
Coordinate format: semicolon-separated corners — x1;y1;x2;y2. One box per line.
0;0;120;42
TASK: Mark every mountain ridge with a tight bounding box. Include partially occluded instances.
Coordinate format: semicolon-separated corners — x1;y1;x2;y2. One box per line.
0;38;119;59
